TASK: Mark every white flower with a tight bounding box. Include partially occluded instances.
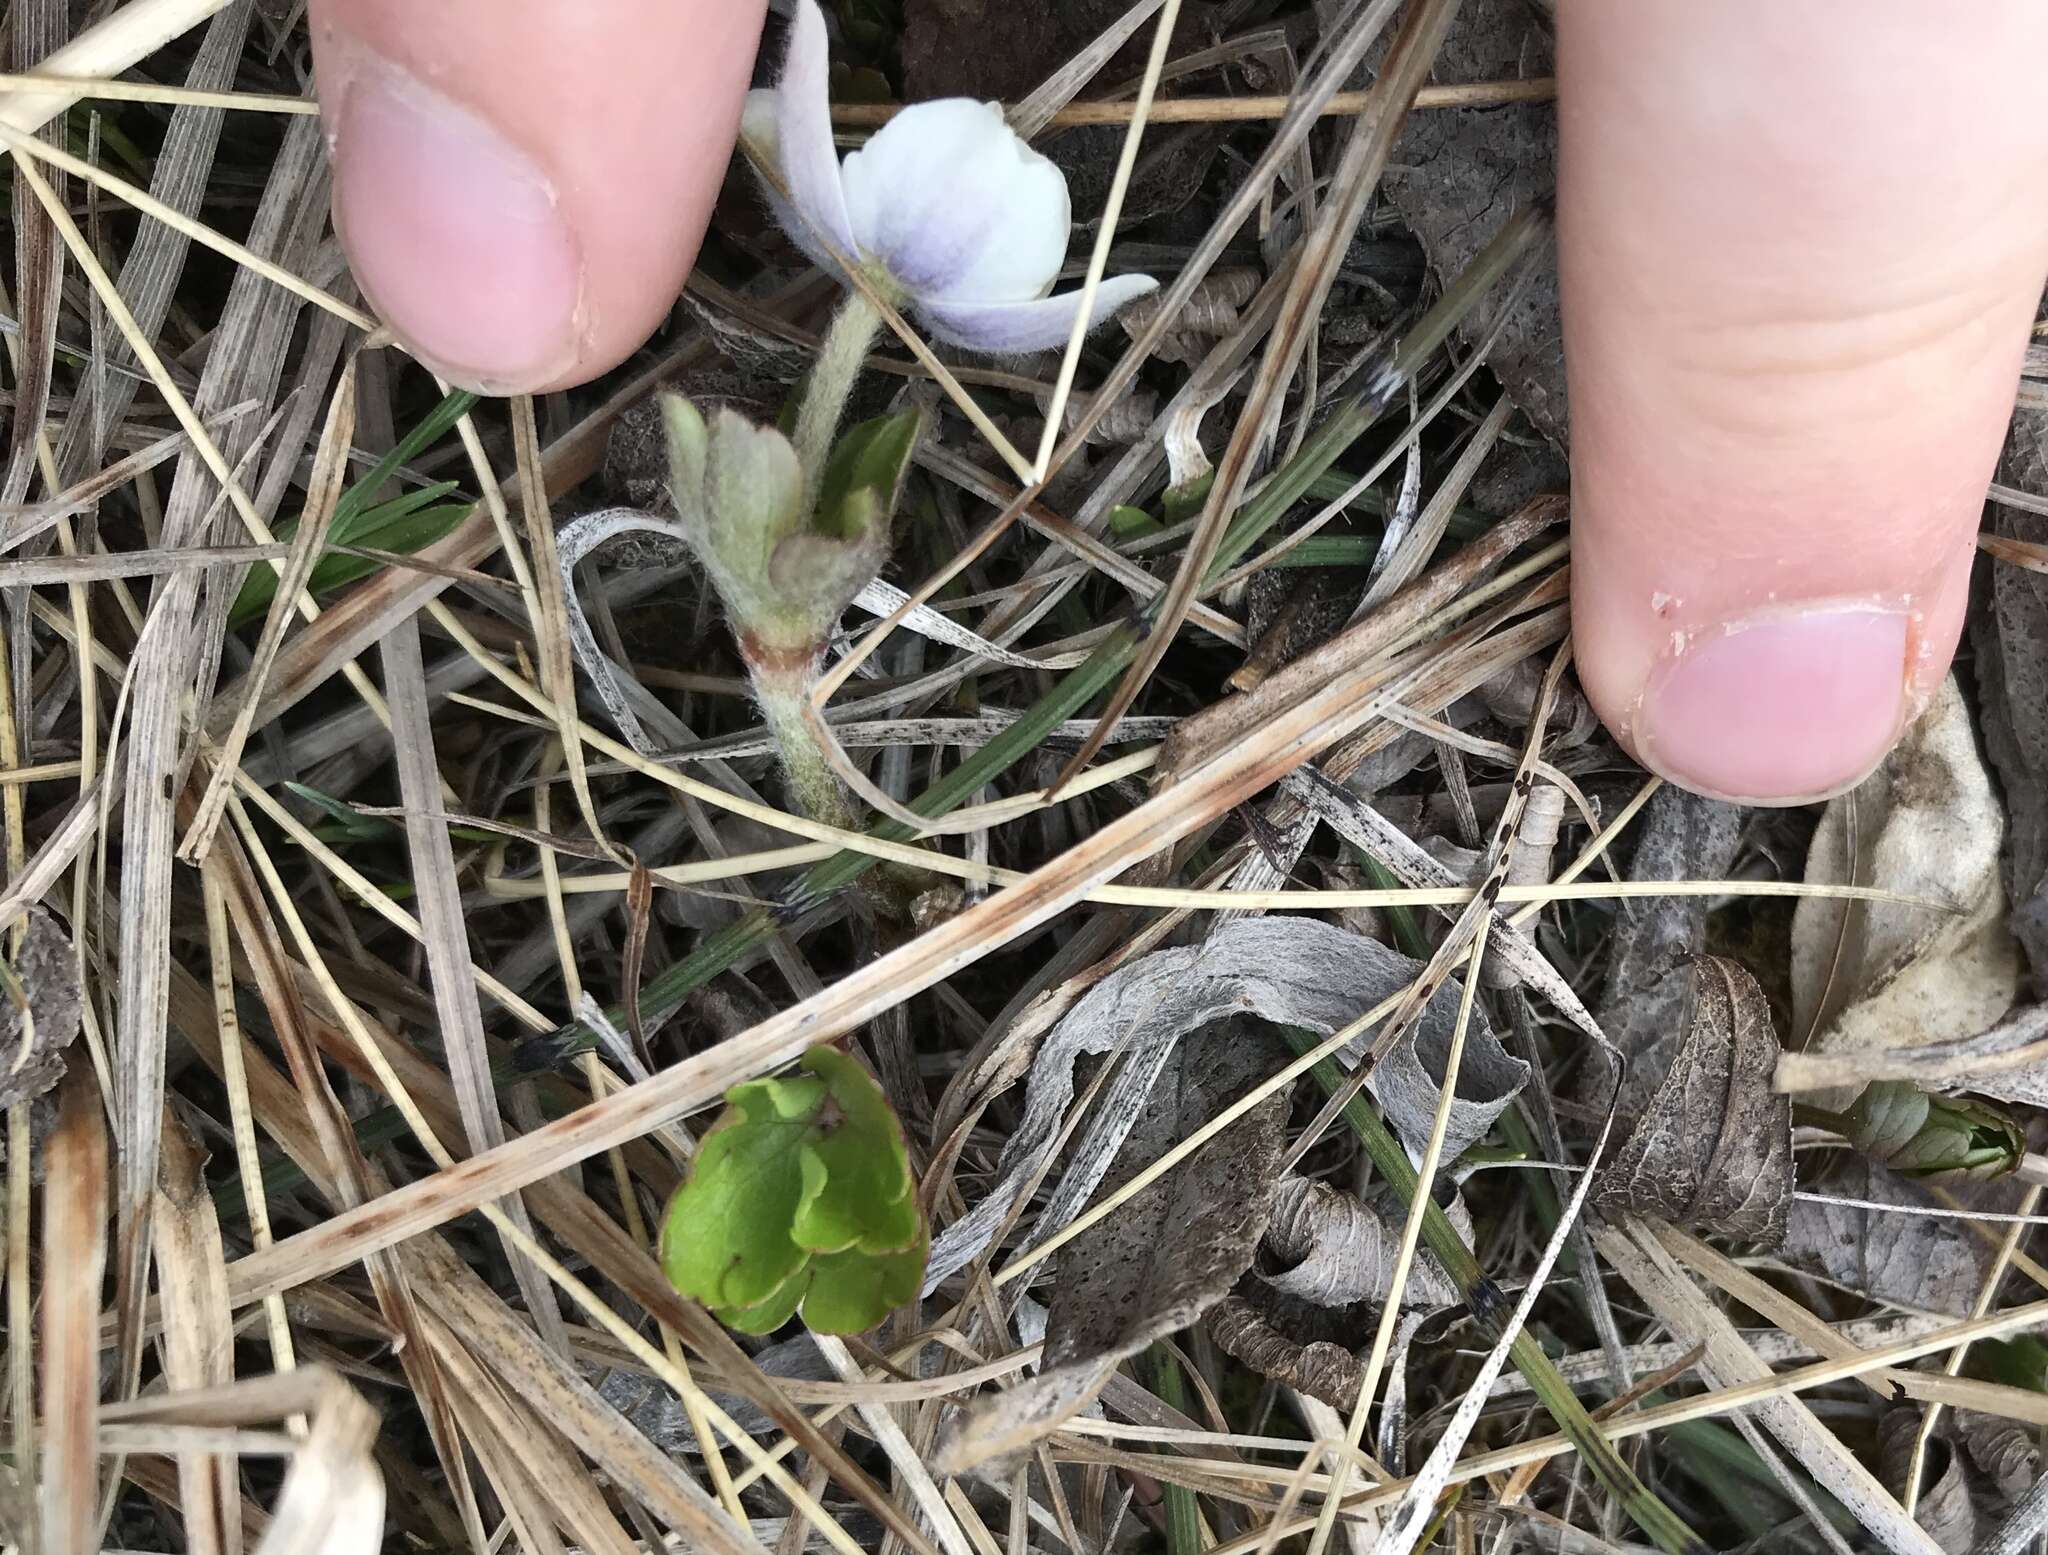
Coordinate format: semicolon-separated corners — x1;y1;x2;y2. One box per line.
742;0;1158;354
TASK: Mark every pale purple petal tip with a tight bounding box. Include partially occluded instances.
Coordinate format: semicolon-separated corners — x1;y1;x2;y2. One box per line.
914;273;1159;354
774;0;857;262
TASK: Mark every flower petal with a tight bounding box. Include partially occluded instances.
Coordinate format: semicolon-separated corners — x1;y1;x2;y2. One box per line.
770;0;857;262
842;99;1069;303
913;272;1159;354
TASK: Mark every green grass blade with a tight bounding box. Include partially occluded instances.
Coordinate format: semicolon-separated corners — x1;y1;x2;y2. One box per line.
1146;1346;1207;1555
231;388;479;625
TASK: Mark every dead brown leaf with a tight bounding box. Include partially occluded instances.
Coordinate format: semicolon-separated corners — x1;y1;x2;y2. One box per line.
1595;957;1792;1245
1779;1159;2014;1317
933;1021;1288;1473
1381;0;1563;441
40;1068;105;1555
1959;1410;2041;1506
1592;786;1745;1116
1206;1293;1364;1410
1976;399;2048;997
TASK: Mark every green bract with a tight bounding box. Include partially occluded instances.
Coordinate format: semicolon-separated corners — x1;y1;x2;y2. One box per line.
658;1044;926;1335
662;395;918;663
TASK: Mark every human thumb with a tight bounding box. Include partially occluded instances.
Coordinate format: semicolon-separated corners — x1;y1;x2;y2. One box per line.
1559;0;2048;804
310;0;766;395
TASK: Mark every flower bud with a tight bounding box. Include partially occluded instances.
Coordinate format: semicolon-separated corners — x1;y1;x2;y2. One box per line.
661;394;894;663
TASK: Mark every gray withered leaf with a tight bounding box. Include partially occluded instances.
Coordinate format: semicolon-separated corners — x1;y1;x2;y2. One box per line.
1591;784;1744;1117
1779;1157;2005;1316
1381;0;1564;443
1594;957;1792;1245
933;1021;1288;1476
1958;1409;2041;1506
925;918;1526;1292
1973;397;2048;996
1789;679;2018;1110
0;907;83;1112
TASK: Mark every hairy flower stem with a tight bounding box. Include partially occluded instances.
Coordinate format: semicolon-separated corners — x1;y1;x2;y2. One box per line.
751;659;861;834
794;290;884;510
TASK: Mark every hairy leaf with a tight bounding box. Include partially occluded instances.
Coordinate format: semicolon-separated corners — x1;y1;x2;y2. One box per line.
815;407;921;541
1841;1082;2024;1183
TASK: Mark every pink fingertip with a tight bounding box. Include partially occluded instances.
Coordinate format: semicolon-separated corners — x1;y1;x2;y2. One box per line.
1633;606;1912;805
330;56;584;391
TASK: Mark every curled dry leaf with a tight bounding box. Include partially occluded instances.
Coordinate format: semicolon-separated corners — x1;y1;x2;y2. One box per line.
933;1022;1287;1474
926;918;1526;1292
1973;398;2048;995
1207;1293;1364;1412
1774;1000;2048;1105
0;906;83;1112
1591;785;1745;1116
1959;1409;2042;1505
1879;1408;1975;1555
1595;957;1792;1244
1790;679;2020;1109
1261;1174;1460;1309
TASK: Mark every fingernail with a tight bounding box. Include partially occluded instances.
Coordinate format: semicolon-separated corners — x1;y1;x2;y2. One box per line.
1633;606;1911;804
330;56;583;390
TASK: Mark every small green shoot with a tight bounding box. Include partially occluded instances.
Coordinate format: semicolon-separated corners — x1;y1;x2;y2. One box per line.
1109;503;1164;539
1835;1081;2025;1182
814;406;922;541
284;782;400;845
231;388;478;627
659;1044;926;1334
